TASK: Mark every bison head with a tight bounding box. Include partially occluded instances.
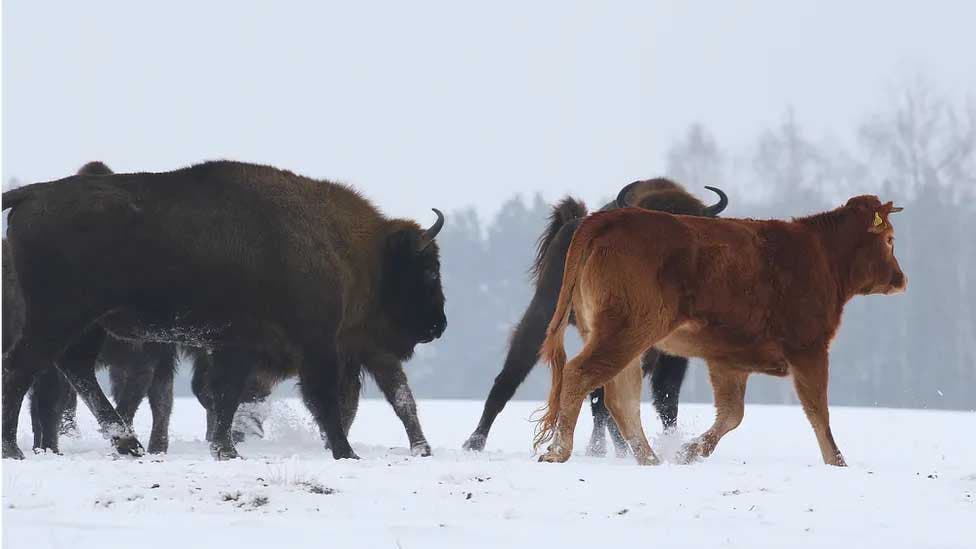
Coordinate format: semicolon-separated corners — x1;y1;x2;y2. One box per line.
844;196;907;296
616;179;728;217
380;209;448;358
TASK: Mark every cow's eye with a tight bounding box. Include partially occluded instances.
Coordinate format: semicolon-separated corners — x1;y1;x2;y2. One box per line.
887;236;894;246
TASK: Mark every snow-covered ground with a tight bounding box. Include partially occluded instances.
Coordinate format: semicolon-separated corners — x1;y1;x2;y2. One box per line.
3;397;973;548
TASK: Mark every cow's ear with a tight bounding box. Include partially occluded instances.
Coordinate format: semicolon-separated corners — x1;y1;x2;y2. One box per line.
869;211;886;233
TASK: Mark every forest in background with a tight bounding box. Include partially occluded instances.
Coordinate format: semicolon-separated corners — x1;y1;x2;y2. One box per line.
4;80;973;411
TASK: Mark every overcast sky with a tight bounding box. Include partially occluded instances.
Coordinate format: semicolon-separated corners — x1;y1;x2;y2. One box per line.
4;0;974;223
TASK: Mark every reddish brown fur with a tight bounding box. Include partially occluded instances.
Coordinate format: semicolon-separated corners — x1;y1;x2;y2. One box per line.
536;195;906;466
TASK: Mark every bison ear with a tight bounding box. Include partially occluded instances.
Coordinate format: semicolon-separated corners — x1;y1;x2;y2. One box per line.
386;229;419;257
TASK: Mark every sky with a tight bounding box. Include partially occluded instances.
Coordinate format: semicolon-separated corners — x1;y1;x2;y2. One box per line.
3;0;974;223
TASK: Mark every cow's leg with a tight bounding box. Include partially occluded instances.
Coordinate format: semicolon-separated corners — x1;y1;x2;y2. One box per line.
190;352;217;442
29;368;73;453
367;353;431;457
146;346;177;454
604;359;659;465
299;346;359;460
539;323;651;464
651;353;687;431
463;220;581;452
206;347;254;460
678;363;747;463
790;354;846;467
57;328;144;457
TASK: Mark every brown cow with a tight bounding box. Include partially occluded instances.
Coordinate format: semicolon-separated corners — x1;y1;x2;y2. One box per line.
535;195;906;466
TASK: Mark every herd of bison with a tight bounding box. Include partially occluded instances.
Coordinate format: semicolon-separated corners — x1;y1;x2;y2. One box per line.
1;160;906;466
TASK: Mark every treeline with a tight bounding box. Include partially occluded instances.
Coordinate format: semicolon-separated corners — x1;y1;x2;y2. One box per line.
408;81;975;411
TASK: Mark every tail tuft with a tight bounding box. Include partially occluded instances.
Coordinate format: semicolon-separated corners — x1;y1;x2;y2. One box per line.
531;197;587;282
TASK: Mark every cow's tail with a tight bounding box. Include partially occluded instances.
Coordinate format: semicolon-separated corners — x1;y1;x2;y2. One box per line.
530;197;587;282
533;225;593;451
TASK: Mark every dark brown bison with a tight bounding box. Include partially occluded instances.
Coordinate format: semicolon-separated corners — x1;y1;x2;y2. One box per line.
462;178;728;455
536;196;905;466
2;160;446;460
24;162;272;455
2;239;25;359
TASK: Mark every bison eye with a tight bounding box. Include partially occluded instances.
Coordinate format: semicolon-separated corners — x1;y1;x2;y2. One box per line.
426;271;439;283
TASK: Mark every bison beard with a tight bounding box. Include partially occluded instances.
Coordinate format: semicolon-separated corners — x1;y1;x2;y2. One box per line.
1;160;447;461
462;178;729;455
535;195;906;466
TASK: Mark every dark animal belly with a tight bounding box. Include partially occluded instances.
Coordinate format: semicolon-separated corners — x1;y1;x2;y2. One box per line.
99;309;231;348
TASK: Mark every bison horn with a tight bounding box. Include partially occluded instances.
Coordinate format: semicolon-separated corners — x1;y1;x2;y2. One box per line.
418;208;445;251
615;181;642;208
704;186;728;216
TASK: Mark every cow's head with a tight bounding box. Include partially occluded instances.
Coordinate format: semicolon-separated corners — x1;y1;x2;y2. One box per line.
380;209;448;358
844;195;907;296
616;179;729;217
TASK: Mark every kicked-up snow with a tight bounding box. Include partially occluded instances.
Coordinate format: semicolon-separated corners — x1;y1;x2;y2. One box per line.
2;397;974;548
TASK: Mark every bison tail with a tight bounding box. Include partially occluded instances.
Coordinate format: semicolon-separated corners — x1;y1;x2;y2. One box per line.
2;186;36;212
533;226;591;451
530;197;587;282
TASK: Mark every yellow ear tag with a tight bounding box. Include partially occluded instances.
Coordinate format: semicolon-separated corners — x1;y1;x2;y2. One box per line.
873;212;883;227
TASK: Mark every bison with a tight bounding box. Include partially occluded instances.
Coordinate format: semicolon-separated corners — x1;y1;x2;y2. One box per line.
2;160;446;460
462;178;728;455
23;162;274;455
535;195;905;466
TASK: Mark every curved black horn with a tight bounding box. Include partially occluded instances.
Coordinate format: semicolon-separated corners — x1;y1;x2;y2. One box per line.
615;181;642;209
703;186;728;216
418;208;445;251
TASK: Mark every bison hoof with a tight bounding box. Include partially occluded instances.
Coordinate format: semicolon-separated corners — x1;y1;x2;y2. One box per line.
331;449;360;460
585;437;607;457
411;442;432;457
210;444;240;461
32;447;61;456
147;440;169;455
115;437;145;458
462;434;486;452
3;442;25;460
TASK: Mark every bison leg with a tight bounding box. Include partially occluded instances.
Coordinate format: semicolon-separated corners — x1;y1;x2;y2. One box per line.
604;359;659;465
678;363;747;463
146;346;177;454
790;354;846;466
190;352;217;442
367;353;431;457
323;365;361;450
3;346;43;459
57;328;144;457
29;367;74;453
231;367;275;443
108;359;154;428
299;348;359;460
650;352;686;431
206;348;254;460
463;220;581;452
585;388;610;457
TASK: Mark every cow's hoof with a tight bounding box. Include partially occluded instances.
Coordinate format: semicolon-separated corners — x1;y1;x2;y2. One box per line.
462;434;486;452
676;442;705;464
115;437;145;457
3;442;25;460
538;448;570;463
210;444;240;461
411;441;432;457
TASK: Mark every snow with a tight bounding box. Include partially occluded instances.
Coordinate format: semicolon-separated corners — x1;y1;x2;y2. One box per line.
3;397;974;548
